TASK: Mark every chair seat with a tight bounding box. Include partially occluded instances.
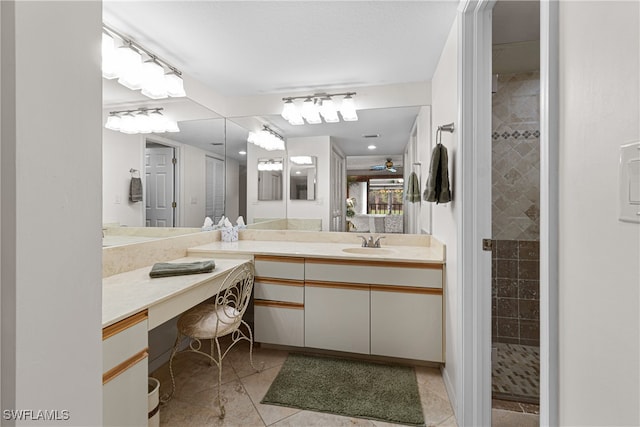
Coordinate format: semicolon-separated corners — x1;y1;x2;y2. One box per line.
177;303;241;339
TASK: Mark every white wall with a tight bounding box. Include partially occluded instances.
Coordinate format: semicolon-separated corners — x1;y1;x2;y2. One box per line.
102;129;144;226
559;2;639;425
1;2;103;424
287;136;332;230
430;17;460;414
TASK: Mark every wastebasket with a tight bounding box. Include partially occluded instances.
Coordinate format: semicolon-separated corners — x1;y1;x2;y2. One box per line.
148;378;160;427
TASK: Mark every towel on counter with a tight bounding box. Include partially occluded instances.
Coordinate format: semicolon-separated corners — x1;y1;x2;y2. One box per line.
129;177;143;202
406;171;421;203
149;260;216;278
423;143;451;204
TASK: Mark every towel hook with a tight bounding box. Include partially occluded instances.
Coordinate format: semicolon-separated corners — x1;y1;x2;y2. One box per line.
436;122;455;145
130;168;140;177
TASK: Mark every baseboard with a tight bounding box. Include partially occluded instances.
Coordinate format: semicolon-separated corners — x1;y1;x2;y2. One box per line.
441;366;458;421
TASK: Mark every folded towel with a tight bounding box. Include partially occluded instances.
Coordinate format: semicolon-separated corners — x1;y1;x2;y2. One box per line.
149;260;216;278
424;144;451;204
129;177;143;202
406;171;421;203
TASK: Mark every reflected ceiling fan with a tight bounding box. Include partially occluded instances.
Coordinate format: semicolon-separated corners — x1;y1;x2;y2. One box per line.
370;158;397;173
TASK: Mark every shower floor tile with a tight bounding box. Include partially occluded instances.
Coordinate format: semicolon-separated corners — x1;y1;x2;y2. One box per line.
492;342;539;403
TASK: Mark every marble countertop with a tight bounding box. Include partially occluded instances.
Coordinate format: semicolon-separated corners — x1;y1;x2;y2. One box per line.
188;240;444;264
102;256;247;328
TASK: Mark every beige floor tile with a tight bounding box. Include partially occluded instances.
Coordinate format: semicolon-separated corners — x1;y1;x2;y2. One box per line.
491;408;539;427
173;379;265;426
437;415;458;426
418;387;455;426
227;342;289;378
159;398;225;427
415;366;450;401
152;350;239;401
271;410;377;426
240;365;302;426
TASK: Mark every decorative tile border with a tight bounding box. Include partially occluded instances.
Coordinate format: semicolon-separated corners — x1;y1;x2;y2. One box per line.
492;130;540;140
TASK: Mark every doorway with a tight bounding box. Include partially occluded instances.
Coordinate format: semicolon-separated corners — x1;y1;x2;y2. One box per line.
491;0;541;413
145;142;176;227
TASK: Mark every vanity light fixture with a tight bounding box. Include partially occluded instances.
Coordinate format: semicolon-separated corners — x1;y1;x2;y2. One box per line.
102;24;186;99
290;156;314;165
281;92;357;125
257;159;283;172
247;126;285;151
105;107;179;135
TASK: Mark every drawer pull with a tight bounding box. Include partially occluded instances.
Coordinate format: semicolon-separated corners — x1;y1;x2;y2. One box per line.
102;349;148;385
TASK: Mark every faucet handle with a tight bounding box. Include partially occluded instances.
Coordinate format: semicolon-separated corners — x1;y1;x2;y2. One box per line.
374;236;386;247
356;235;368;247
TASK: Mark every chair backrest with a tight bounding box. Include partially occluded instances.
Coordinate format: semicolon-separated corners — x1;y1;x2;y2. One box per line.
214;262;255;321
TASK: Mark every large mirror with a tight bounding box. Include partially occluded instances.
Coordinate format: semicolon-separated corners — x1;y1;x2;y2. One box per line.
289;156;317;201
228;105;430;234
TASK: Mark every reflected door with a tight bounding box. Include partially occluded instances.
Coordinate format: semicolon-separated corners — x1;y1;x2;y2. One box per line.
206;155;225;223
145;145;175;227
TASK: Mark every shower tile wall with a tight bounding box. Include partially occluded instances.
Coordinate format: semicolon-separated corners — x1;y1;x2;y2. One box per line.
492;72;540;345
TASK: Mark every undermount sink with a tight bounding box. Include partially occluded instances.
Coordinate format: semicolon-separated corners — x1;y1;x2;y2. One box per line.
341;247;396;255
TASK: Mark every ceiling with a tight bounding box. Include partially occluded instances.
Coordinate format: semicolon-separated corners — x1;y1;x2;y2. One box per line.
101;1;459;165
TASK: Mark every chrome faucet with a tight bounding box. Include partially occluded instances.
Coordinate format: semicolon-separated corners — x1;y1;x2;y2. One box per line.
357;235;385;248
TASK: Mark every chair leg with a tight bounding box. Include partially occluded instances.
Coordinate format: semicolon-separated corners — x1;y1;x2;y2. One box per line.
242;320;262;373
161;332;182;403
213;336;225;419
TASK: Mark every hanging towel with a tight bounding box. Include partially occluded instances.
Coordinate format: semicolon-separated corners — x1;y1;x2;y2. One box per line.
129;177;143;202
149;260;216;278
424;144;451;204
406;171;421;203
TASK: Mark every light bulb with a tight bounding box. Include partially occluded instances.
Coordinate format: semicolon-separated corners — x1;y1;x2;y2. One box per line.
281;99;296;121
165;120;180;133
105;114;122;131
149;110;166;133
340;95;358;121
120;113;138;134
116;45;143;90
134;112;152;133
301;98;321;124
141;60;168;99
320;97;339;123
101;33;118;79
165;71;186;97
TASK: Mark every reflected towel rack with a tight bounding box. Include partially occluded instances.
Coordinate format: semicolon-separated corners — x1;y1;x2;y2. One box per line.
436;123;455;145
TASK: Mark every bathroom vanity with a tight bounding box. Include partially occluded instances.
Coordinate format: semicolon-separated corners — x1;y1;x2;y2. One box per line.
101;229;445;424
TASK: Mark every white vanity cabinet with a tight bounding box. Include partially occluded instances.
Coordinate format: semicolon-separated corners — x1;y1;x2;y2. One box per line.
304;258;444;362
304;281;370;354
102;311;149;427
253;255;305;347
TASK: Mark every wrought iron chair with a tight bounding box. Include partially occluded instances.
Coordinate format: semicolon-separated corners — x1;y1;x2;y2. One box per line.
162;262;260;418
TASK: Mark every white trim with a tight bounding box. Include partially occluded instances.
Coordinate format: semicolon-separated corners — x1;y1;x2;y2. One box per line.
457;1;493;425
539;1;559;425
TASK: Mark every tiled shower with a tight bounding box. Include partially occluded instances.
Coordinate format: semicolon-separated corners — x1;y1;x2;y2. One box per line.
491;72;540;404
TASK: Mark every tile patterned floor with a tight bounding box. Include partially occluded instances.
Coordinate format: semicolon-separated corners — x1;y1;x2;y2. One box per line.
492;343;539;403
151;341;458;427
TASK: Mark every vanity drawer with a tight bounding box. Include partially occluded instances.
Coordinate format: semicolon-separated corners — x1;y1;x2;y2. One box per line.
254;278;304;304
102;311;148;374
254;255;304;281
254;301;304;347
305;259;443;289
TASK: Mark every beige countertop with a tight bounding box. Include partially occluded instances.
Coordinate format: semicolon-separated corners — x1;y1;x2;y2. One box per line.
102;256;247;328
188;239;444;264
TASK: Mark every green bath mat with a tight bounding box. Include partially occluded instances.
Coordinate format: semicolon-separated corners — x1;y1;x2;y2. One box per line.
261;353;425;426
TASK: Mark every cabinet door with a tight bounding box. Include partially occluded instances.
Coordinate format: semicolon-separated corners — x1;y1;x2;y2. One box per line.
254;302;304;347
304;282;369;354
103;356;148;427
370;287;443;362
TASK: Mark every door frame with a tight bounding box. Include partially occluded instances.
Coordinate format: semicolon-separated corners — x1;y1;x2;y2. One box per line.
458;1;559;425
